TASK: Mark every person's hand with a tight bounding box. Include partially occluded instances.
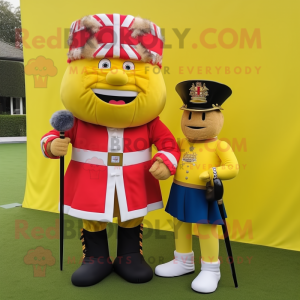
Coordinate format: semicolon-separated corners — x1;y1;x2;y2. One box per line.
48;138;71;157
149;157;171;180
199;171;211;182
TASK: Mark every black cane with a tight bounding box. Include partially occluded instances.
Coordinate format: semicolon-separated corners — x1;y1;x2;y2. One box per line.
218;201;238;288
50;110;74;271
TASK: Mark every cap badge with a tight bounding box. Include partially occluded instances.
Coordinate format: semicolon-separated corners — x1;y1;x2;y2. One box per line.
189;82;209;103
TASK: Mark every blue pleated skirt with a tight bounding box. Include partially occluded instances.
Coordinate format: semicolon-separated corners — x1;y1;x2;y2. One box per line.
165;183;227;225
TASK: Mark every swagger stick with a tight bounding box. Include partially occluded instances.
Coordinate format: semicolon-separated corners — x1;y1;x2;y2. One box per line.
50;111;74;271
218;201;238;288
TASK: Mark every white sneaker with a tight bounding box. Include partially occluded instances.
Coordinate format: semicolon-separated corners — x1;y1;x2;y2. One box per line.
191;260;221;293
155;251;195;277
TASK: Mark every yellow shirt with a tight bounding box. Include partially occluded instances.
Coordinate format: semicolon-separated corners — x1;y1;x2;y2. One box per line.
174;137;239;188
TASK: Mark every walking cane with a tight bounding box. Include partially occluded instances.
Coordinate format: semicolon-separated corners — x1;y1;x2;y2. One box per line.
50;110;74;271
218;200;238;288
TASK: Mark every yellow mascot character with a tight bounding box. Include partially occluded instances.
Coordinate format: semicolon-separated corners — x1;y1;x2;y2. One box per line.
41;14;180;286
155;80;238;293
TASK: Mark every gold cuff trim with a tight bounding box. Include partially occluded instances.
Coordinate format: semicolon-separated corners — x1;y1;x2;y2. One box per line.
174;179;206;190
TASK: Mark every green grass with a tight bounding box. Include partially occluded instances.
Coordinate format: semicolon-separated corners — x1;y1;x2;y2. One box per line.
0;143;27;206
0;144;299;299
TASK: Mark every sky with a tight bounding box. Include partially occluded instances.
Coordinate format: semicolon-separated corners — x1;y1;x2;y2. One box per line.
5;0;20;9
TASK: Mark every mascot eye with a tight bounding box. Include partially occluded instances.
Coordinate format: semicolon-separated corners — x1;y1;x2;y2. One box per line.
98;59;111;69
123;61;135;71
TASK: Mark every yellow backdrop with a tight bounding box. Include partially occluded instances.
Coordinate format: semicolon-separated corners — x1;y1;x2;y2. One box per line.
21;0;300;251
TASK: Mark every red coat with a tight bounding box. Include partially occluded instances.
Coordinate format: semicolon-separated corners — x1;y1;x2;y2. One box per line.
41;117;180;222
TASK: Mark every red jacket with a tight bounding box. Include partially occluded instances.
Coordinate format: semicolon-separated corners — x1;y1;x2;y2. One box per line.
41;117;180;222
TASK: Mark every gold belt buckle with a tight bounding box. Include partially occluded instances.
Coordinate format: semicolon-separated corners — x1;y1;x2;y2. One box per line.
107;153;123;166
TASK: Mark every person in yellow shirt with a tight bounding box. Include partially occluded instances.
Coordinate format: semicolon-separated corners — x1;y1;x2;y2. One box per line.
155;80;239;293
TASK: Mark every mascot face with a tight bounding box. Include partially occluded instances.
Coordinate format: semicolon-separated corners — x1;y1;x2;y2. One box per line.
60;58;166;128
181;110;224;141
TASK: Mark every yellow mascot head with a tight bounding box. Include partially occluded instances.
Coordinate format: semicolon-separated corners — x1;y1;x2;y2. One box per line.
60;14;166;128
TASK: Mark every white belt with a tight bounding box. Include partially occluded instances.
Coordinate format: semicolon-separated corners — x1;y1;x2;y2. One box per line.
71;147;152;167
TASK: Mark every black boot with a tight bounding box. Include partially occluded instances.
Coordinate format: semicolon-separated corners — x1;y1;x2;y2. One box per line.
71;228;113;287
113;224;153;283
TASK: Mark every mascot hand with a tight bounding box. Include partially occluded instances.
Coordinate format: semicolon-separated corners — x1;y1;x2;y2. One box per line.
149;157;171;180
199;171;211;182
49;138;71;157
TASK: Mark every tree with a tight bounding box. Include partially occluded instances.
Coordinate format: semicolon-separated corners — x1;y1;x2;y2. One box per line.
0;0;22;49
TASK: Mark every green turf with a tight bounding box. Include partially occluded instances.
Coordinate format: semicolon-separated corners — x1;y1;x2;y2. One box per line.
0;143;27;206
0;144;299;299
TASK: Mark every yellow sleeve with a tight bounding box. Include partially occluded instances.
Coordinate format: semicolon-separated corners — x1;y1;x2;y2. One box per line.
177;138;184;155
208;140;239;180
178;137;184;149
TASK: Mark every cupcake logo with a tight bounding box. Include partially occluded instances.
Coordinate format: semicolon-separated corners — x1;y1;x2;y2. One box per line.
84;157;105;179
24;246;55;277
25;56;58;88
